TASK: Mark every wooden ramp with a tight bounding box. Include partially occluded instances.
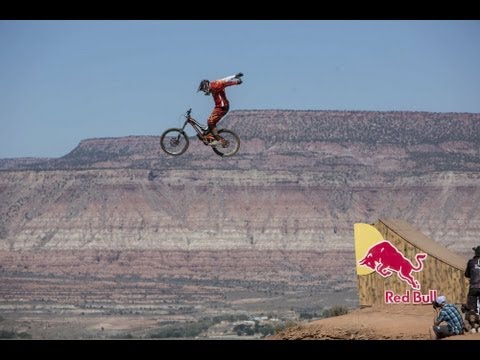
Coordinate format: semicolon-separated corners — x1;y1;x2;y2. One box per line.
355;219;469;306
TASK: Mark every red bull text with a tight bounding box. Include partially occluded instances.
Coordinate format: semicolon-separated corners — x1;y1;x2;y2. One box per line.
385;289;438;304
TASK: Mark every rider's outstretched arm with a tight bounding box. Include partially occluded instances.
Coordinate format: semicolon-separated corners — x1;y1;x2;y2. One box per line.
216;73;243;85
219;75;236;82
219;73;241;81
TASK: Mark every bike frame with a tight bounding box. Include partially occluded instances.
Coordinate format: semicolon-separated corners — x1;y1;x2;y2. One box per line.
180;108;208;139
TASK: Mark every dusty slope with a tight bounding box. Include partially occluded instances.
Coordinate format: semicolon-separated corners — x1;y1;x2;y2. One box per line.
270;304;480;340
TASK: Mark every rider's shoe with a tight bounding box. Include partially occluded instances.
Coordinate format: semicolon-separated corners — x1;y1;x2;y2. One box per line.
207;139;228;147
199;133;215;145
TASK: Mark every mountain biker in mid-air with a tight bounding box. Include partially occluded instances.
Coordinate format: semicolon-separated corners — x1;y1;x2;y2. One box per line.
197;72;243;146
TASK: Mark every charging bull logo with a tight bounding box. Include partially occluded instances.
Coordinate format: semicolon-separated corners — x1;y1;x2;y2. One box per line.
358;240;427;290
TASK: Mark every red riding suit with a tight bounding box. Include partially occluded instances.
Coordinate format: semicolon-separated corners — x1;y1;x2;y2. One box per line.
207;75;242;129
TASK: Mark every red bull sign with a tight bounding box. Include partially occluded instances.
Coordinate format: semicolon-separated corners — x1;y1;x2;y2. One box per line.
358;240;427;290
354;223;437;305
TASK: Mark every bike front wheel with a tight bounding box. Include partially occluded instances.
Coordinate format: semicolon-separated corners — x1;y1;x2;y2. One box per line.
160;128;189;156
212;129;241;157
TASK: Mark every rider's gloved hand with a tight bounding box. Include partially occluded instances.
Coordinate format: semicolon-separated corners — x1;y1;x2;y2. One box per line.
235;72;244;78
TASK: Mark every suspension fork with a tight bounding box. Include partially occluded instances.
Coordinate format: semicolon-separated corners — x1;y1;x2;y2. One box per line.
180;118;189;131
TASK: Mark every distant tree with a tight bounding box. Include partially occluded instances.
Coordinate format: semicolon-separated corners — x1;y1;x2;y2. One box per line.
0;330;16;339
322;305;349;318
299;312;313;320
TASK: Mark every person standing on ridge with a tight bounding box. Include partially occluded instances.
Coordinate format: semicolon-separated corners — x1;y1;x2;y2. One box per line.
197;72;243;147
465;245;480;314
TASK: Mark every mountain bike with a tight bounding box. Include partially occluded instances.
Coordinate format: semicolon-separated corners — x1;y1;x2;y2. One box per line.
160;108;240;157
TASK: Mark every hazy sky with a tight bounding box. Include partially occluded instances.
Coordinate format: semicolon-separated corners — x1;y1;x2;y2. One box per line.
1;20;479;158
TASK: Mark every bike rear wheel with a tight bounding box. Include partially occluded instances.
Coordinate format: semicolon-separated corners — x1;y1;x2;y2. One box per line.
160;128;189;156
212;129;241;157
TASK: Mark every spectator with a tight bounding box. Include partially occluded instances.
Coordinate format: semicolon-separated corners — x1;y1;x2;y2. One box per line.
465;246;480;314
430;295;464;339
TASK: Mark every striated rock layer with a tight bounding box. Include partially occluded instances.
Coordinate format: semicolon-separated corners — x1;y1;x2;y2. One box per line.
0;110;479;312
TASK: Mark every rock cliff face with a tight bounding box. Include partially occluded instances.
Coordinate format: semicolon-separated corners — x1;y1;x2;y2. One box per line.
0;110;479;313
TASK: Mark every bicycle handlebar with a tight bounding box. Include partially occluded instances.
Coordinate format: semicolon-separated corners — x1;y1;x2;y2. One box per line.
186;108;192;117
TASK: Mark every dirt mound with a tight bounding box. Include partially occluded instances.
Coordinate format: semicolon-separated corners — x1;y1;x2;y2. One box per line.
270;304;480;340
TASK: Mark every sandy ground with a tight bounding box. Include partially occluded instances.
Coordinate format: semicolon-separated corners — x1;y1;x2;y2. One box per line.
270;304;480;340
3;304;480;341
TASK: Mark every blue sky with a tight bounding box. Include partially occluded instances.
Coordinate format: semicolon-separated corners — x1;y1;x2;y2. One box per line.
1;20;479;158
